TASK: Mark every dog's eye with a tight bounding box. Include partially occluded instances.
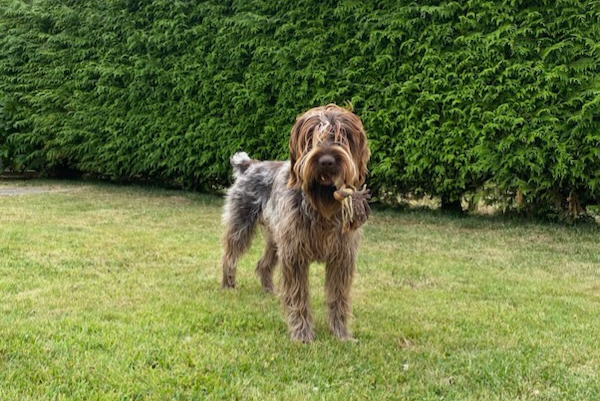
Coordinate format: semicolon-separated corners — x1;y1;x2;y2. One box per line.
333;138;352;150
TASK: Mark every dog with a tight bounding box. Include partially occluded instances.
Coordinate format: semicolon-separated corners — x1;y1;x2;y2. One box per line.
221;104;370;342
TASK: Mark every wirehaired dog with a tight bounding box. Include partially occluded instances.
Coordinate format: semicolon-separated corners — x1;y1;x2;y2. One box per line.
221;104;370;342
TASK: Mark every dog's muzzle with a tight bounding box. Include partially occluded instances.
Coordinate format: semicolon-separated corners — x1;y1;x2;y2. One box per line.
316;154;337;186
301;145;357;190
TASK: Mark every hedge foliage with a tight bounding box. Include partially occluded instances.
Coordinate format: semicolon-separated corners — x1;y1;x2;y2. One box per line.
1;0;599;215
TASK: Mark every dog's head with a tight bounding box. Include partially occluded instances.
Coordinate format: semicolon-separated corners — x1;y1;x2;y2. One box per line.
288;104;370;217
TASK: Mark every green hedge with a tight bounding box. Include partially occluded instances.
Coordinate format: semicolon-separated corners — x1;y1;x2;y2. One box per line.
1;0;599;215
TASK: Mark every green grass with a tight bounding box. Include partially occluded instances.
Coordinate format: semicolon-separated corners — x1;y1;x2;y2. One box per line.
1;180;599;400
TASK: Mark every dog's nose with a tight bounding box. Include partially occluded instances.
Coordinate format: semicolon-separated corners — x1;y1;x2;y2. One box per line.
318;154;336;169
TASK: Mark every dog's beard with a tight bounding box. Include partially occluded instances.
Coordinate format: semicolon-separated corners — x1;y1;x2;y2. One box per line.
295;146;358;218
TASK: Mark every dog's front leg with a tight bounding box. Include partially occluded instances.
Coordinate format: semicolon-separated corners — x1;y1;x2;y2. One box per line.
280;254;314;343
325;239;358;341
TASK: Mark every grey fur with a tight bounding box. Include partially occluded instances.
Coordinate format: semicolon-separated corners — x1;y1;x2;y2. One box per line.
221;160;361;342
220;104;370;343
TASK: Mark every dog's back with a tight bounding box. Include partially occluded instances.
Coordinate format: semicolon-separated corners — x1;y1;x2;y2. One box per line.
227;152;286;209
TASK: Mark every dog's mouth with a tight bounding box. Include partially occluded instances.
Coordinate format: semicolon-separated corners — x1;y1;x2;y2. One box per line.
318;173;334;186
313;172;347;190
300;147;356;198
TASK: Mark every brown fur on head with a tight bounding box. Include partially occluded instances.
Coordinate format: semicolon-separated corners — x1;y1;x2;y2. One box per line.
288;104;370;217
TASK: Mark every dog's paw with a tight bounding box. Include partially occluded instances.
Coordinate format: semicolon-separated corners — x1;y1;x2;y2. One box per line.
221;276;236;289
290;328;316;343
330;325;355;342
338;335;357;343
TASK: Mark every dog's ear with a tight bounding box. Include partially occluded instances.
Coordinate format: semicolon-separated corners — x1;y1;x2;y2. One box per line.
341;110;370;186
288;110;319;188
355;128;370;186
288;115;304;188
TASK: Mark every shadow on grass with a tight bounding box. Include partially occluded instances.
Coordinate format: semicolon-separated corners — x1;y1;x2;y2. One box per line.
371;202;600;233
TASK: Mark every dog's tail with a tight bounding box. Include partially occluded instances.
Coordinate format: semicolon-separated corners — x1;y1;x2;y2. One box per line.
230;151;252;179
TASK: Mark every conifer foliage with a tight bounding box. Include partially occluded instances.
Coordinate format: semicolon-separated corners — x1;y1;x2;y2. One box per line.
1;0;599;216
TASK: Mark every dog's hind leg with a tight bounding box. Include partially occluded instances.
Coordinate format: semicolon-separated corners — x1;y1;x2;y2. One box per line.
255;228;278;293
221;193;259;289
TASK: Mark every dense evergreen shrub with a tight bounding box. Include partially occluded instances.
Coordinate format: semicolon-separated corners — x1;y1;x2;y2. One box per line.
1;0;599;216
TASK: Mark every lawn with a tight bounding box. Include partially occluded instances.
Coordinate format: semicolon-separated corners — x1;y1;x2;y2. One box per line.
0;181;598;400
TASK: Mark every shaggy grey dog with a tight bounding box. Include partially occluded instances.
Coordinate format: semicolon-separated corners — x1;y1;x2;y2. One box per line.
221;104;370;342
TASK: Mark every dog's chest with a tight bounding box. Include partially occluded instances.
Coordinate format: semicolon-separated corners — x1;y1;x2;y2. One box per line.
291;215;352;262
266;187;357;262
